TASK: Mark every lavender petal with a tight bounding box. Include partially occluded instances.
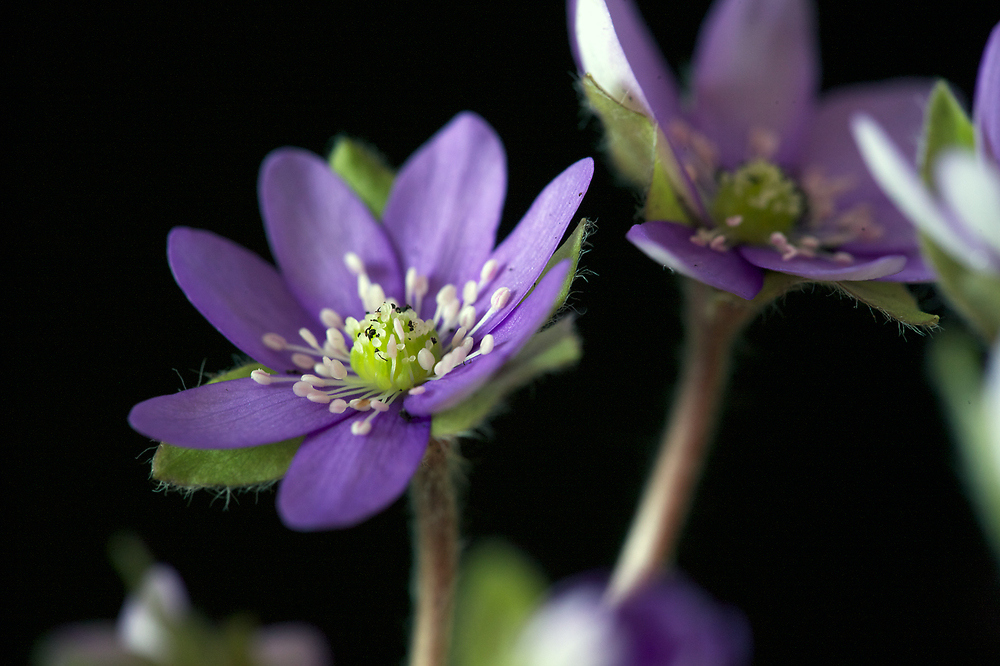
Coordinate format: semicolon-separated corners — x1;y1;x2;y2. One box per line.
128;378;342;449
974;23;1000;163
276;405;430;530
738;245;907;281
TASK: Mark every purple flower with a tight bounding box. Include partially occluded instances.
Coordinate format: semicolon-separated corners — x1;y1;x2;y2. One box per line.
37;564;332;666
853;22;1000;277
128;112;593;530
570;0;934;299
513;573;751;666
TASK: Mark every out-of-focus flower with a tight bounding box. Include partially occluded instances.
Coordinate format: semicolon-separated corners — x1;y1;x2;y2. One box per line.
853;22;1000;341
512;574;751;666
570;0;934;300
129;112;592;530
36;564;331;666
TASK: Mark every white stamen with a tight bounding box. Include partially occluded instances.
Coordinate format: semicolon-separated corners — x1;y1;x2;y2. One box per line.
349;398;371;411
330;399;348;413
462;280;479;305
320;308;344;329
725;215;743;227
709;235;728;251
417;348;436;371
458;305;477;331
351;420;372;435
490;287;511;311
408;386;426;395
479;334;495;355
292;381;313;397
393;318;405;341
307;391;331;404
299;328;320;350
326;358;347;379
291;353;315;369
386;336;398;359
451;326;468;350
344;252;365;275
833;251;854;264
263;333;287;350
479;259;499;286
250;369;273;384
371;399;390;413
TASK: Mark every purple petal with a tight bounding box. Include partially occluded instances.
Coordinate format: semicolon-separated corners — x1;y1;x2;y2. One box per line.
472;158;593;324
626;221;764;299
129;378;342;449
276;404;430;530
691;0;819;168
804;80;933;254
382;113;506;318
251;624;332;666
975;22;1000;163
167;227;321;370
873;251;935;283
569;0;681;122
404;262;570;416
259;148;403;318
738;245;907;281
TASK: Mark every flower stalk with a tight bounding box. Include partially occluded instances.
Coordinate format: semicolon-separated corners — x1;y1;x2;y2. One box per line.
408;436;461;666
607;280;757;602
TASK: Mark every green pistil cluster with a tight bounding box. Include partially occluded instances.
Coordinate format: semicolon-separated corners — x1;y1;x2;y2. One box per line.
709;159;804;245
347;303;441;392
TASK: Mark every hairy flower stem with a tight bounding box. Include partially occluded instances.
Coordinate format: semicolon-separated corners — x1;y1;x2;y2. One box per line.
408;436;460;666
607;280;758;603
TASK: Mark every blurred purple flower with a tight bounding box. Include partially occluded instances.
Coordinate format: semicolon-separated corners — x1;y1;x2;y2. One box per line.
853;22;1000;277
570;0;934;299
514;573;750;666
37;564;331;666
129;112;593;530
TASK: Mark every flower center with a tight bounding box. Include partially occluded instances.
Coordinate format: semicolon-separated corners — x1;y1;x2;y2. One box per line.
346;303;441;392
709;159;804;245
251;252;505;435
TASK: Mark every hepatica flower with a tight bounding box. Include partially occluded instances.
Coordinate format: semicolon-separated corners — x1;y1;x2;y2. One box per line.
513;574;751;666
570;0;934;299
129;112;593;530
853;22;1000;339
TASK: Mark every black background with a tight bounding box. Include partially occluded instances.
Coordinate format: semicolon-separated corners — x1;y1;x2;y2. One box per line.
11;1;1000;663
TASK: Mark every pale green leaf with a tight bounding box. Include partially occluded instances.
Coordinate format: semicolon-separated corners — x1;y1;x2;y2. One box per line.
919;81;975;189
328;136;395;218
834;280;939;328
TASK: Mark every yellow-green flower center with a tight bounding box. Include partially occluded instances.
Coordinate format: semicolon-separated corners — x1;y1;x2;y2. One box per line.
346;303;442;392
710;159;804;245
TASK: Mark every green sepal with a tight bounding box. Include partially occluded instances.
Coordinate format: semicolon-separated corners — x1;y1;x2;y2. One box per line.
151;363;303;490
834;280;940;328
919;81;975;189
328;135;395;218
645;146;689;224
431;317;581;438
579;75;657;191
526;218;589;314
928;331;1000;558
920;235;1000;342
452;540;548;666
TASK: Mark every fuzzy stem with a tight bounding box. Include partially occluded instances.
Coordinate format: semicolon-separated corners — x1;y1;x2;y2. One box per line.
408;436;460;666
607;281;756;602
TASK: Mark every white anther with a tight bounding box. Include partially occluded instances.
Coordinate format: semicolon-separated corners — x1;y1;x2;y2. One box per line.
326;328;347;352
709;235;728;251
393;318;405;340
291;353;315;369
479;334;495;355
300;374;324;386
436;283;458;306
299;328;320;349
357;272;372;301
725;215;743;227
451;346;469;365
365;284;386;312
832;251;854;264
344;252;365;275
263;333;287;350
417;348;436;371
307;391;331;404
462;336;474;351
325;358;347;380
292;381;313;397
440;300;460;329
320;308;344;329
330;399;348;414
479;259;499;285
250;369;273;384
371;399;389;413
490;287;511;311
387;336;398;358
800;235;820;249
349;398;371;411
408;386;426;395
458;305;477;331
770;232;790;248
433;358;453;377
451;326;468;350
462;280;478;305
351;420;372;435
